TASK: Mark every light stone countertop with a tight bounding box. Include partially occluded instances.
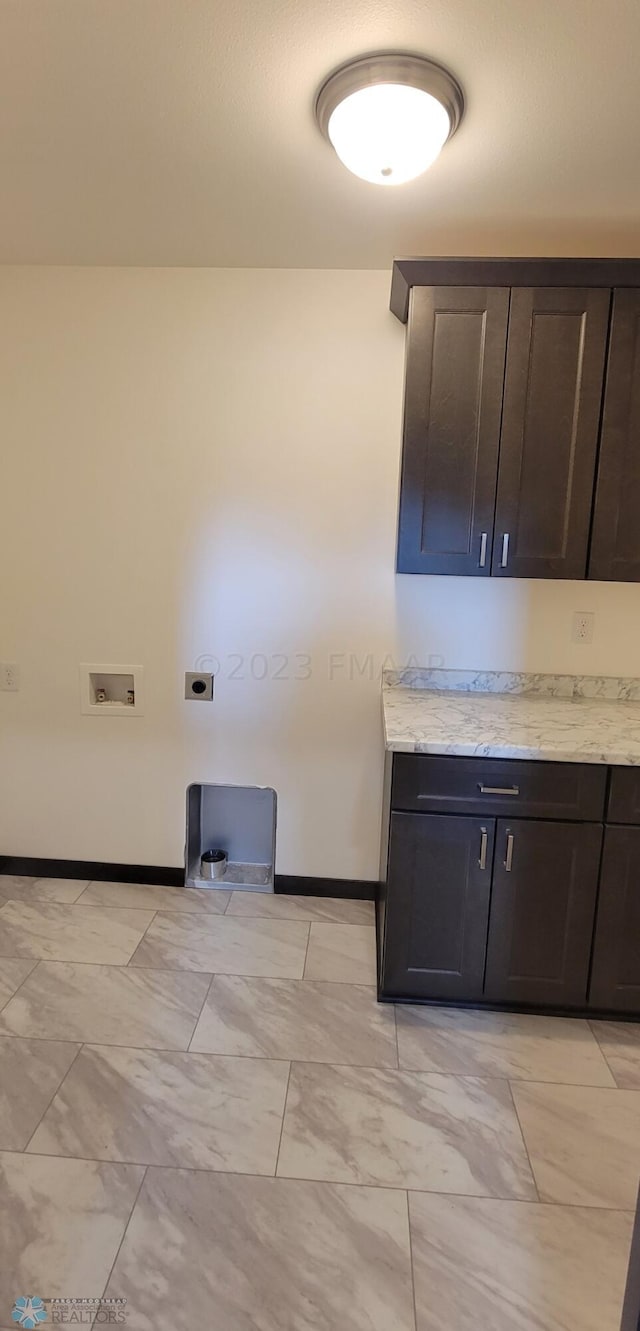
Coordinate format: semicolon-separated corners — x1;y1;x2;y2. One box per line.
383;669;640;765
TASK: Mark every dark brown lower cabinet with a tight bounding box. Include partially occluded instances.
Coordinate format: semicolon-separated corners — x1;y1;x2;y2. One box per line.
589;826;640;1011
484;820;603;1007
381;812;494;999
378;754;640;1014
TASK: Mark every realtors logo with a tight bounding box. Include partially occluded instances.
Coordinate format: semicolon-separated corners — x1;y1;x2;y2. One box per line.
11;1298;127;1325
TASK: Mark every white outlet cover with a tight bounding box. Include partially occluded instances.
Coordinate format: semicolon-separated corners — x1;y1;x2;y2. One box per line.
0;662;20;691
571;611;595;644
80;663;144;715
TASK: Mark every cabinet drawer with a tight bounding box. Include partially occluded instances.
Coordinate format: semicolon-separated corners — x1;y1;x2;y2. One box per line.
391;754;607;821
608;769;640;824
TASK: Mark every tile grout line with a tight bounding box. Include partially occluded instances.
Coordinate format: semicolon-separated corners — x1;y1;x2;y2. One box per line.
0;898;159;915
128;965;377;984
0;1017;629;1087
586;1018;625;1088
0;1028;402;1067
390;1069;633;1090
186;972;218;1052
405;1191;419;1331
301;920;312;979
507;1078;541;1203
22;1042;86;1152
72;883;95;905
10;1149;637;1211
0;958;40;1016
273;1061;293;1178
98;1164;149;1302
125;909;159;965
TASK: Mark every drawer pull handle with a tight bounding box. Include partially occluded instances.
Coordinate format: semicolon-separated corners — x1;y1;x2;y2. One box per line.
479;827;488;870
505;832;514;872
479;532;488;568
501;533;510;568
478;784;520;797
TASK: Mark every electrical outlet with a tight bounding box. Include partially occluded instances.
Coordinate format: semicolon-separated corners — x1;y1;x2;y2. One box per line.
572;611;595;644
0;663;20;691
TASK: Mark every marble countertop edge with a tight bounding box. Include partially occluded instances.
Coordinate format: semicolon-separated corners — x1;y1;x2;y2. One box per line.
382;671;640;765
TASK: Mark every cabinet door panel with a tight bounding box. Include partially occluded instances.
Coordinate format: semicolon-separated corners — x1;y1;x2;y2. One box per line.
380;812;494;1000
607;767;640;825
484;820;602;1006
590;290;640;581
397;287;509;575
589;827;640;1012
492;288;610;579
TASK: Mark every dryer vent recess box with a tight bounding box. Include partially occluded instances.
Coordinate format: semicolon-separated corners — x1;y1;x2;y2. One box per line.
80;664;144;715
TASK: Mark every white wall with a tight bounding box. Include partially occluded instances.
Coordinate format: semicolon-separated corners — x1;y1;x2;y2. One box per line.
2;266;640;878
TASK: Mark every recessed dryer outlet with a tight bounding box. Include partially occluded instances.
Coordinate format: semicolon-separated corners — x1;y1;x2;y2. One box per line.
80;663;144;715
185;783;277;893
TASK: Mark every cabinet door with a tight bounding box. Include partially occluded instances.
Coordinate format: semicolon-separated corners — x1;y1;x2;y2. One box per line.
484;819;602;1006
589;827;640;1012
397;286;509;575
380;812;494;999
589;291;640;581
492;288;610;579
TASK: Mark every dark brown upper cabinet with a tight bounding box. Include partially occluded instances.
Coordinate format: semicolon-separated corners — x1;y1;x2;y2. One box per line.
492;288;610;579
589;290;640;581
396;286;509;575
392;259;640;583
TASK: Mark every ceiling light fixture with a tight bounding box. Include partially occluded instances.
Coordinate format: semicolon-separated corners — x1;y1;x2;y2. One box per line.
315;53;464;187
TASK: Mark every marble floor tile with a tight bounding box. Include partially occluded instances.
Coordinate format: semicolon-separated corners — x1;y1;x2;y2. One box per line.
512;1080;640;1207
409;1192;633;1331
0;961;211;1050
0;1151;144;1315
0;1037;79;1150
226;892;375;925
303;923;376;984
590;1020;640;1088
130;911;309;977
76;879;231;913
0;900;155;965
0;875;89;905
190;975;397;1066
396;1006;615;1084
30;1044;290;1174
278;1062;536;1197
106;1168;416;1331
0;958;37;1011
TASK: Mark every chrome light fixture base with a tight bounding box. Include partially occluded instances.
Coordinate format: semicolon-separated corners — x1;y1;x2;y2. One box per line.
315;52;465;146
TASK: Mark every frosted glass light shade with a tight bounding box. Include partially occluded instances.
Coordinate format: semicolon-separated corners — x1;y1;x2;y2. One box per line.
328;84;451;186
316;54;464;187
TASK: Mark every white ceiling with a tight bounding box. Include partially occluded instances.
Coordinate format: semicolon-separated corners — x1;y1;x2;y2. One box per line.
2;0;640;267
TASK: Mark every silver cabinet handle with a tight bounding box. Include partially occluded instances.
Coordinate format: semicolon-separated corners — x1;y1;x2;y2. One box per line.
501;533;510;567
479;532;488;568
478;784;520;797
504;831;514;872
479;827;488;870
